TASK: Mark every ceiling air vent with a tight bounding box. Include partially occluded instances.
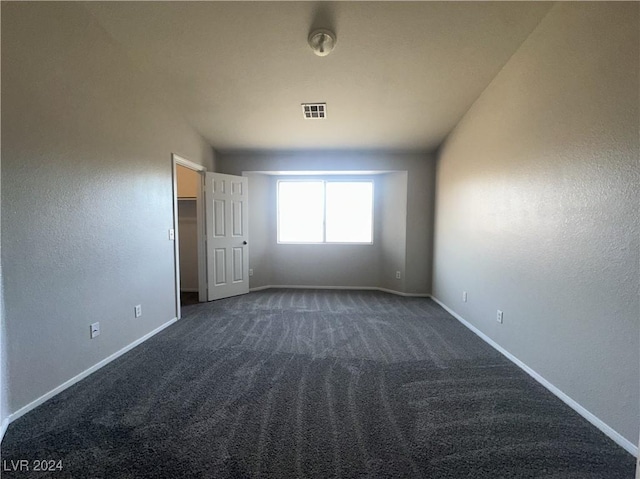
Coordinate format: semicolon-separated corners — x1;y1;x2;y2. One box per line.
301;103;326;119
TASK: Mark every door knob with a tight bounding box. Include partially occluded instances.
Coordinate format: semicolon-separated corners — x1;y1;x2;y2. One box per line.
243;241;248;245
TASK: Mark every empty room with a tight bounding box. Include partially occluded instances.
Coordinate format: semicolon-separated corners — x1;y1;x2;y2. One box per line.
1;1;638;478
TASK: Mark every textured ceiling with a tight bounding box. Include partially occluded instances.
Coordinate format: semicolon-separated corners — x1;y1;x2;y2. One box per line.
84;2;553;151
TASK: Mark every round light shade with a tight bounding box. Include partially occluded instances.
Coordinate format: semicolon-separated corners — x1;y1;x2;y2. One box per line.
308;29;336;57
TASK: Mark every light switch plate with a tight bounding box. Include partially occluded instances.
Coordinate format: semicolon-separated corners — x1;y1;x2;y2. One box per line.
90;322;100;339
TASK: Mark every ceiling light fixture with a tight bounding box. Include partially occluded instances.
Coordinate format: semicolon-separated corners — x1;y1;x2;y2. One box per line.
308;29;336;57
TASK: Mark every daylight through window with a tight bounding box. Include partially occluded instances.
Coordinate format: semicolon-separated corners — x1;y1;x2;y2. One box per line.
277;180;373;244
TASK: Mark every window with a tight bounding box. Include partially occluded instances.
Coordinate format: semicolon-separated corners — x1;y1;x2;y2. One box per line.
277;180;374;244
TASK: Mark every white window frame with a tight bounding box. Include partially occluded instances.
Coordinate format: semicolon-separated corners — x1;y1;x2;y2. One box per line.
276;178;375;245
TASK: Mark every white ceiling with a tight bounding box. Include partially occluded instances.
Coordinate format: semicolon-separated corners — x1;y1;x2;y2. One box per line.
83;1;553;152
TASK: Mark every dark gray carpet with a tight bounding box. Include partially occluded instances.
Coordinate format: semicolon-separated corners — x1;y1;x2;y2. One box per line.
2;289;635;478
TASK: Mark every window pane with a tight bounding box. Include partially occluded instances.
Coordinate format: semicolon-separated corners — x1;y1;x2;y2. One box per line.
325;182;373;243
278;181;324;242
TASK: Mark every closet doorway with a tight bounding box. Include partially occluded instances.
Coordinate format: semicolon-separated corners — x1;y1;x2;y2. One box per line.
171;154;206;319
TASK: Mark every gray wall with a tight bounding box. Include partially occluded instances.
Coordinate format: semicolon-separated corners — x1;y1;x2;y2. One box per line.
2;2;214;415
379;172;408;292
217;151;435;294
0;11;6;435
0;287;4;441
433;2;639;445
244;174;274;288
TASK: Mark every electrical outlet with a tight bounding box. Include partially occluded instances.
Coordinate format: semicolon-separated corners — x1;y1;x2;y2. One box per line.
497;310;503;324
395;271;401;279
249;269;254;277
134;305;142;318
168;229;175;240
463;291;468;302
90;322;100;339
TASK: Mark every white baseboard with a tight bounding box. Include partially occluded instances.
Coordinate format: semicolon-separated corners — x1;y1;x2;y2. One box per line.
248;285;274;292
430;296;638;457
8;318;178;424
249;284;430;298
251;284;379;292
376;287;431;298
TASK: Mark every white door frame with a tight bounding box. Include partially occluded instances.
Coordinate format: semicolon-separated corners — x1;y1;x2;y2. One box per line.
171;153;207;319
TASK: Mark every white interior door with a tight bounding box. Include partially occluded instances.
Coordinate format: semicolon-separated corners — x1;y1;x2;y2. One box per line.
205;172;249;300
